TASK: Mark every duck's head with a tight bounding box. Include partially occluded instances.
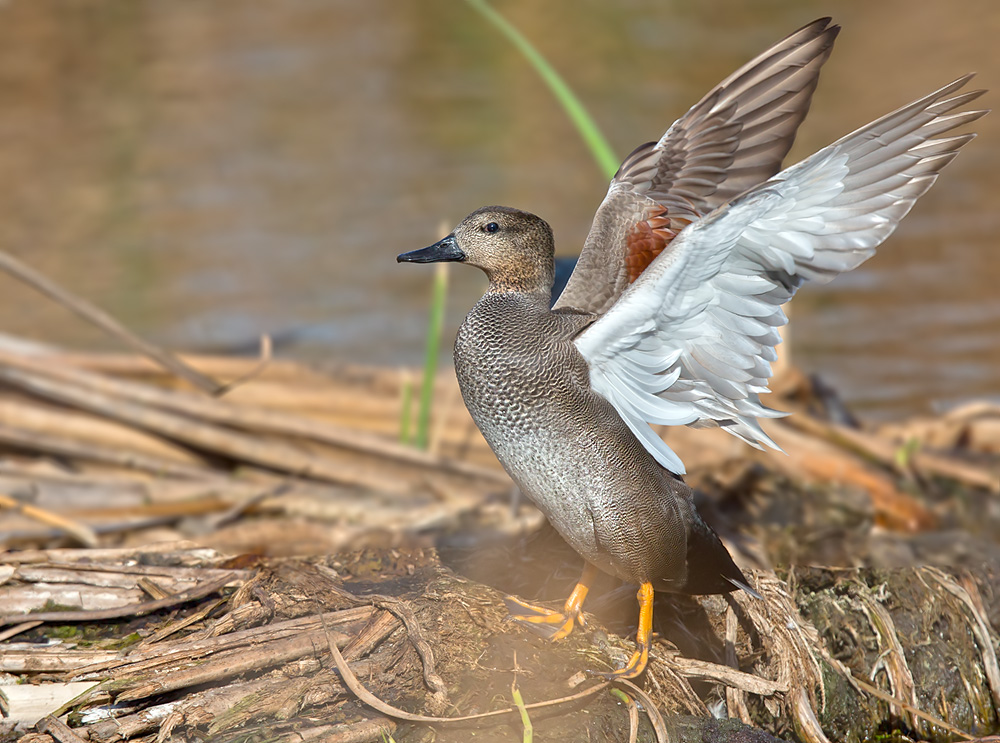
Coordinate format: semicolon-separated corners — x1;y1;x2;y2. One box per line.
397;206;555;293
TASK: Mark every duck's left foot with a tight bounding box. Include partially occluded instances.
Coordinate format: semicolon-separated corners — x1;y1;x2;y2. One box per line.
504;596;581;641
504;564;597;641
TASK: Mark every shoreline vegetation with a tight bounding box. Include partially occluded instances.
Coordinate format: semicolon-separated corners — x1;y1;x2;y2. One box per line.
0;320;996;741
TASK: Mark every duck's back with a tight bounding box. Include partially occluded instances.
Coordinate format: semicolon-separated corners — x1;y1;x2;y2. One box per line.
454;290;743;594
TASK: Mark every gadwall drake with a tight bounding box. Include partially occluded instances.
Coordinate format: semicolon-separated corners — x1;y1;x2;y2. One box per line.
398;19;987;679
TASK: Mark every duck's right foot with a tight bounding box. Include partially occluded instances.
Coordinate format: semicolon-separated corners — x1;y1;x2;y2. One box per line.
504;595;581;640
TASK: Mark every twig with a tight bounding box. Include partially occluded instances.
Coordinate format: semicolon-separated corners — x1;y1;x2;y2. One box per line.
61;497;243;523
848;673;973;741
0;396;205;465
322;612;609;723
8;563;226;590
786;413;998;493
672;655;785;695
113;629;359;703
286;718;397;743
139;597;227;646
610;688;640;743
52;350;323;383
0;543;228;567
614;679;669;743
807;598;975;742
0;620;42;642
0;422;219;480
2;514;201;545
0;492;98;547
315;565;447;695
340;609;401;661
370;597;446;696
859;590;918;728
944;401;1000;421
203;482;292;530
924;568;1000;709
73;607;373;678
724;603;753;724
0;347;508;485
35;714;89;743
0;363;409;492
0;571;237;626
0;646;118;674
136;577;171;600
0;248;222;394
214;334;273;397
81;701;179;742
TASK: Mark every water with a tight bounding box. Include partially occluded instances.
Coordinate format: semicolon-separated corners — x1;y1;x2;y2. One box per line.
0;0;996;420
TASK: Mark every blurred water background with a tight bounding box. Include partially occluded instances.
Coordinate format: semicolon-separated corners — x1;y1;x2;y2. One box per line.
0;0;996;420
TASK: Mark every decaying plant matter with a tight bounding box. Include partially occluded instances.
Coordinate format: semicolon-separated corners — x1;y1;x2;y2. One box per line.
0;255;996;741
0;542;998;743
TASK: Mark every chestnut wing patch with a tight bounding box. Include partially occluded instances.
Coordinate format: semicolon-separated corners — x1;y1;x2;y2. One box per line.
625;208;694;283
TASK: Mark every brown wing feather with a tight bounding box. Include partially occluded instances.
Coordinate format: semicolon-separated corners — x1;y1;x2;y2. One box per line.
625;206;693;283
555;18;839;314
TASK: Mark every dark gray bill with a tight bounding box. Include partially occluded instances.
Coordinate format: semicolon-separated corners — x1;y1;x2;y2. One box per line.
397;234;465;264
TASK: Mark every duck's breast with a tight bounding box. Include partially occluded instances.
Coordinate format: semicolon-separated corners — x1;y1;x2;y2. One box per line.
454;294;689;585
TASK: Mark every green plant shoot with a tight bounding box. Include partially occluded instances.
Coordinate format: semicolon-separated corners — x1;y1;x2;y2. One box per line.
465;0;619;179
415;262;449;449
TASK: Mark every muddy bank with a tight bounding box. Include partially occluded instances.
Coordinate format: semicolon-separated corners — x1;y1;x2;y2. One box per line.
1;545;998;742
0;344;996;741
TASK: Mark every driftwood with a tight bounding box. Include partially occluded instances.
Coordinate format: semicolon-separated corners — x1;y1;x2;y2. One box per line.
0;250;221;394
0;326;993;741
0;341;994;559
0;546;997;743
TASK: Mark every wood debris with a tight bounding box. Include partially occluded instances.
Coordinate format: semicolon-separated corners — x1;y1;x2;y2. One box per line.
0;546;997;742
0;333;992;741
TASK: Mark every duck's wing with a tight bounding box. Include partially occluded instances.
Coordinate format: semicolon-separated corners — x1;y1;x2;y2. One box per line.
573;76;987;474
554;18;839;314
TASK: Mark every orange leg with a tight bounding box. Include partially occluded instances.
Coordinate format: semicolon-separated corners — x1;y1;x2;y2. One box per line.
505;563;598;641
598;581;653;680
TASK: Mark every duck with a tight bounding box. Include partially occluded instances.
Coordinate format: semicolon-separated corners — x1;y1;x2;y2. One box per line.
397;18;986;679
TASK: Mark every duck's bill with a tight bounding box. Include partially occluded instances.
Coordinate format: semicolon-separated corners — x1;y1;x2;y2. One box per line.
396;235;465;264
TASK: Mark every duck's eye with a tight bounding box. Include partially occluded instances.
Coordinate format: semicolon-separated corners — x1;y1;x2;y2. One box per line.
485;222;499;233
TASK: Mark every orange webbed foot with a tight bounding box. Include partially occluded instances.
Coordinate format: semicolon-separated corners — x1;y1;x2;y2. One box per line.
590;642;650;680
589;581;654;680
504;595;580;640
504;564;596;641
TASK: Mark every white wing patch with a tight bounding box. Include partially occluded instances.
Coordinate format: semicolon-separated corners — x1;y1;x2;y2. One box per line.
575;77;986;474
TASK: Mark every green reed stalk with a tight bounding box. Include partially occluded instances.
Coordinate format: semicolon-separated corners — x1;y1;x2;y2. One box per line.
414;263;449;449
511;680;534;743
465;0;619;179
